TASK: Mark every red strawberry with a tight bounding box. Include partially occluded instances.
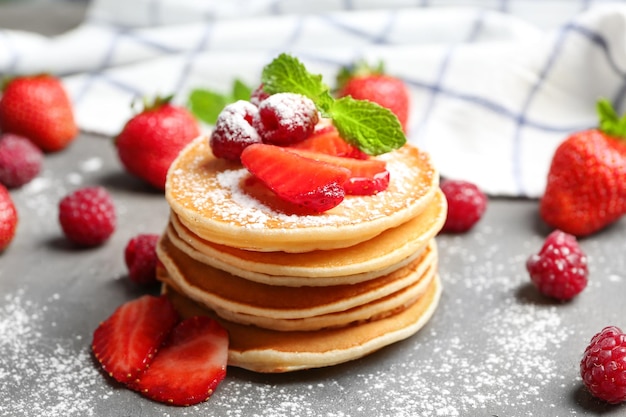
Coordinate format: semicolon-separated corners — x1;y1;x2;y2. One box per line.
0;184;18;251
131;316;228;406
289;148;389;195
92;295;179;384
540;99;626;236
115;96;200;190
289;125;369;159
336;61;410;132
0;74;78;152
240;143;350;213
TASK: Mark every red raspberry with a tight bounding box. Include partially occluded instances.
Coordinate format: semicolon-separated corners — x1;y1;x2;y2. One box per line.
58;186;116;247
440;179;487;233
580;326;626;404
210;100;261;161
0;184;18;251
525;230;588;300
0;133;43;188
250;83;270;107
254;93;319;145
124;233;160;285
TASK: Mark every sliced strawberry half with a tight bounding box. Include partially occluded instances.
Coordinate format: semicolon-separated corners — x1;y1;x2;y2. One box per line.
131;316;229;406
240;143;350;213
290;126;369;159
289;149;390;195
92;295;179;384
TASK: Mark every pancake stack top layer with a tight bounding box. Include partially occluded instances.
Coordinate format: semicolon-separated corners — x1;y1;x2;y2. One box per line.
157;134;447;373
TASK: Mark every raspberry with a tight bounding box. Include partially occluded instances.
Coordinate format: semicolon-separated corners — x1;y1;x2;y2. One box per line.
580;326;626;404
124;233;160;285
250;84;270;107
440;179;487;233
0;184;18;251
525;230;588;300
58;186;116;247
254;93;319;145
0;133;43;188
210;100;261;161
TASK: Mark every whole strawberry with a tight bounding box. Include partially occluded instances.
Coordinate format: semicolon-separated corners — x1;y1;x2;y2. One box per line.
0;184;18;251
540;99;626;236
0;133;44;188
115;96;200;190
0;74;78;152
336;61;410;132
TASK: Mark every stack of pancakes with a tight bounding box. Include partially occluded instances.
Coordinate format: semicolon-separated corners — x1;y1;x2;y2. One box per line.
157;136;447;373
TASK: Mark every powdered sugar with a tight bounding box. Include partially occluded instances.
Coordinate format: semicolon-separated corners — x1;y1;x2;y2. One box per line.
0;290;102;417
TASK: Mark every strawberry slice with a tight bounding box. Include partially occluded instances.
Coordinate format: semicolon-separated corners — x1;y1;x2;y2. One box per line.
131;316;229;406
290;126;369;159
289;149;390;195
92;295;179;384
240;143;350;213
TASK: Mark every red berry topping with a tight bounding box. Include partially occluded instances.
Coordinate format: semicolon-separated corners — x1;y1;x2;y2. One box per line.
241;143;349;213
580;326;626;404
249;84;270;107
58;186;116;246
0;133;43;188
125;234;160;285
254;93;319;145
289;149;389;195
210;100;261;161
440;179;487;233
290;126;369;159
526;230;588;300
0;184;18;251
131;316;228;406
92;295;179;384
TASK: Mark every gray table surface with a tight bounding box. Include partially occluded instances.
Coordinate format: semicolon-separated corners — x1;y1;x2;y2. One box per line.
1;3;626;417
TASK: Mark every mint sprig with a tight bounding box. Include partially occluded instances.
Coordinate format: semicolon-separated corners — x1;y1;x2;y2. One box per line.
597;98;626;139
261;53;406;155
188;79;252;125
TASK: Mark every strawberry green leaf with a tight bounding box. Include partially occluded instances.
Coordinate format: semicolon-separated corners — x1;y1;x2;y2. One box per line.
331;97;406;155
261;53;406;155
597;98;626;139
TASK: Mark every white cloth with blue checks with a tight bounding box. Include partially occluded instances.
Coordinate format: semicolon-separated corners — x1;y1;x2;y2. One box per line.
2;0;626;198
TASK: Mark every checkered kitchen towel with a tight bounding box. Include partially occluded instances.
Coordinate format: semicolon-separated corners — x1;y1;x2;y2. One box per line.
2;0;626;198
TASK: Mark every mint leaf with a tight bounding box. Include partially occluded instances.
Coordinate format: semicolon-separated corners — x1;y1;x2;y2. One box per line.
188;90;228;125
232;79;252;101
261;53;334;114
261;53;406;155
330;97;406;155
188;79;253;125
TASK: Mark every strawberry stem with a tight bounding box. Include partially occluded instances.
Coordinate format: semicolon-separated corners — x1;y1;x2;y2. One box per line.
597;98;626;139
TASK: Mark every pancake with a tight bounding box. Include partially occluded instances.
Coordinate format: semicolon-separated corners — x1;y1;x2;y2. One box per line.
167;188;447;287
157;231;437;322
165;136;439;253
160;274;442;373
210;263;436;331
